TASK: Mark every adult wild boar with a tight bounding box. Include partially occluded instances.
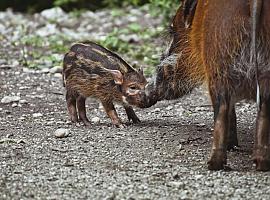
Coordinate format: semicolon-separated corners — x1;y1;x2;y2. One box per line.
149;0;270;171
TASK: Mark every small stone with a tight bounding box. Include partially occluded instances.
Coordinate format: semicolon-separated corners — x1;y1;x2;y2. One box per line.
49;66;62;74
168;181;184;188
40;68;50;73
166;105;173;110
91;117;100;123
40;7;66;21
11;60;19;67
53;73;62;78
11;103;17;108
1;96;21;104
153;108;160;112
19;99;28;104
33;113;43;118
54;128;70;138
18;117;25;120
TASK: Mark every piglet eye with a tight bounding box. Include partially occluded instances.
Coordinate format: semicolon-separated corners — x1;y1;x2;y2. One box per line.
129;86;137;90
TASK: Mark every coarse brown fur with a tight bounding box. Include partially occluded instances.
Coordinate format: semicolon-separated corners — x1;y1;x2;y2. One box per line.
152;2;204;102
63;41;147;127
159;0;270;171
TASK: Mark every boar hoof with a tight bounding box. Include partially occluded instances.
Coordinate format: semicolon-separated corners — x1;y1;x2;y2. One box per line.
253;148;270;171
227;137;239;151
80;118;91;126
207;149;227;170
70;116;79;123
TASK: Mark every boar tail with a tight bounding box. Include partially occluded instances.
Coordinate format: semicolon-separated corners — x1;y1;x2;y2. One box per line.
250;0;263;110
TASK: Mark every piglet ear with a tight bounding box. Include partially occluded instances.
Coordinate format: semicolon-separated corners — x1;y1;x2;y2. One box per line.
138;67;144;75
108;69;123;85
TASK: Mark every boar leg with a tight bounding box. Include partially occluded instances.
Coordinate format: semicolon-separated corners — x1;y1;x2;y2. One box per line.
253;96;270;171
124;105;141;123
212;96;238;151
66;91;78;123
102;101;124;128
227;106;238;150
77;95;91;126
208;88;231;170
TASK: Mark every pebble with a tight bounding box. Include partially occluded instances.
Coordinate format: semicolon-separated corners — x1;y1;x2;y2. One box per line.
32;113;43;118
91;117;101;123
11;103;17;107
19;99;28;104
166;105;173;110
54;128;70;138
40;7;66;21
153;108;160;112
1;96;21;104
53;73;62;78
49;66;62;74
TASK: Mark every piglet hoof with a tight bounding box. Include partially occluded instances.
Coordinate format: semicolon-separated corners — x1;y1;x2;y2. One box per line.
253;148;270;171
82;120;91;127
130;116;141;124
112;121;126;128
207;149;227;170
115;123;126;128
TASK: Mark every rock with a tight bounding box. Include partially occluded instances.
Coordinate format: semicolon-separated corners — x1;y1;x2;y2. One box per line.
50;66;62;74
41;68;50;73
0;24;5;33
153;108;160;112
11;60;19;67
54;128;70;138
40;7;66;21
0;59;7;65
119;34;140;43
91;117;101;123
32;113;43;118
53;73;62;78
11;103;17;108
36;24;59;37
19;100;28;104
166;105;173;110
1;96;21;104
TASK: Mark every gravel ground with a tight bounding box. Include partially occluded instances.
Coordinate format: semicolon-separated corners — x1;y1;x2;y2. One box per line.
1;66;270;200
1;6;270;200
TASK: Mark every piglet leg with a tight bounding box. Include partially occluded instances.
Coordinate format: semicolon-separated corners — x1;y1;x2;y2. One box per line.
66;91;78;123
102;101;124;128
124;105;141;123
77;95;91;126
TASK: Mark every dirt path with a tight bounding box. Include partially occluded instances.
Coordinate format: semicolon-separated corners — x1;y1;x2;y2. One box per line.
1;66;270;200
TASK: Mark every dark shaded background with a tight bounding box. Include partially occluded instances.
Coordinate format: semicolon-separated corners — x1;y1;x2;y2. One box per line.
0;0;150;12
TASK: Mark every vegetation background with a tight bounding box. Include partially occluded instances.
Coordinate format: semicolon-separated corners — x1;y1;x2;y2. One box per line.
0;0;179;76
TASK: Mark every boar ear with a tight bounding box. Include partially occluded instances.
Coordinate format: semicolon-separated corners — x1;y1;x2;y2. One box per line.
109;69;123;85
